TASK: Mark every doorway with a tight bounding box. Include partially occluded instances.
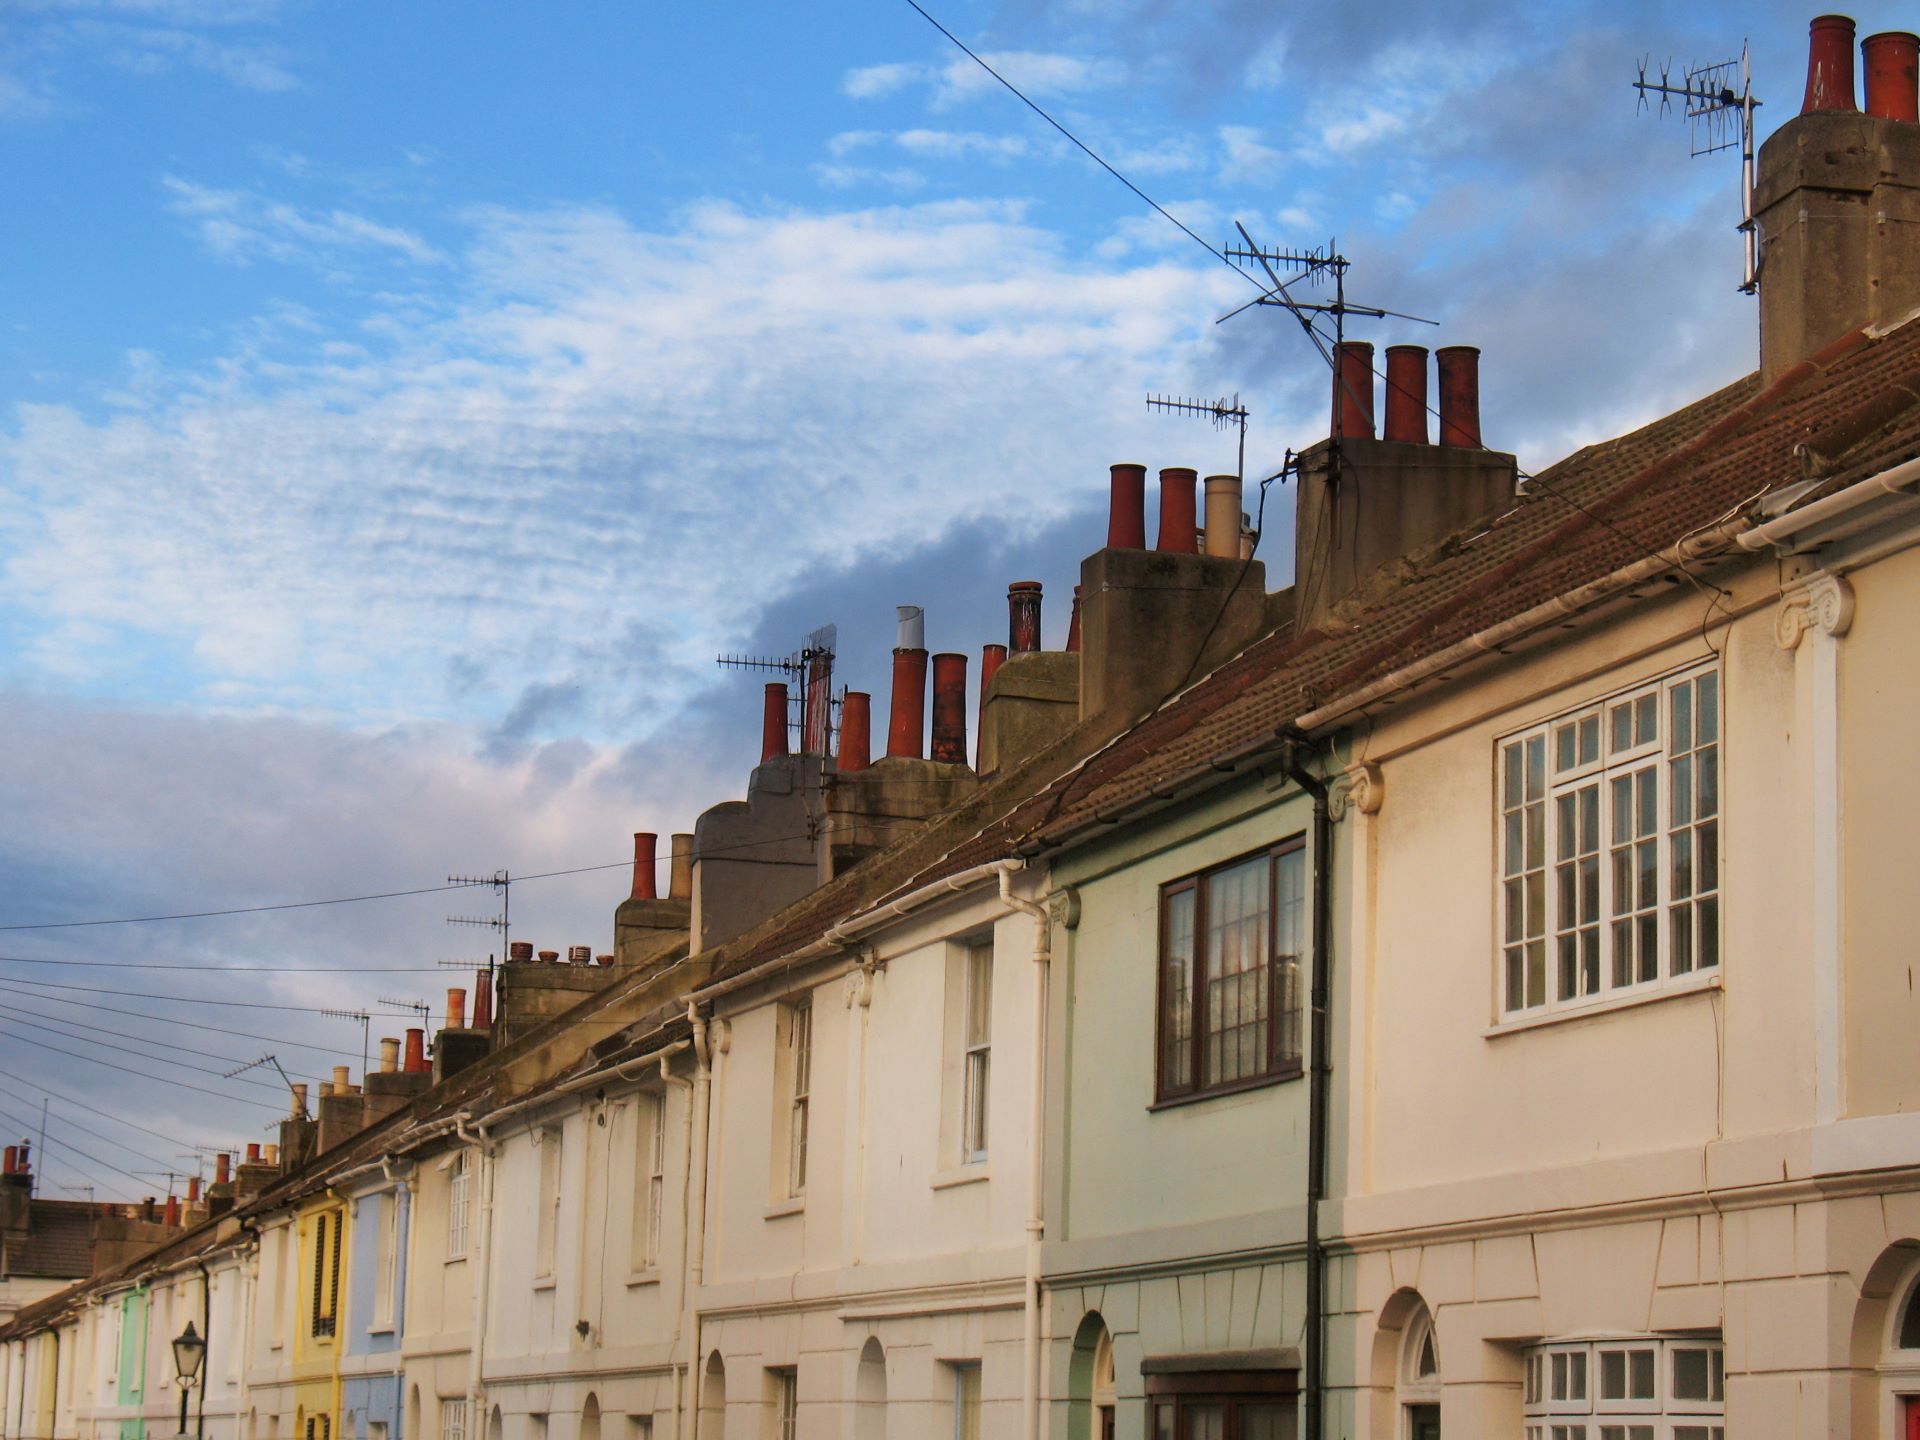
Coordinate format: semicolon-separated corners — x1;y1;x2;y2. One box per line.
1406;1403;1439;1440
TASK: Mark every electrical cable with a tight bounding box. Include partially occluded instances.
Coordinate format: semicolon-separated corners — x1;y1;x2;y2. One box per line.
0;1104;167;1191
0;1082;174;1173
0;982;367;1061
0;957;462;972
0;1003;319;1088
0;1025;289;1111
0;1066;227;1155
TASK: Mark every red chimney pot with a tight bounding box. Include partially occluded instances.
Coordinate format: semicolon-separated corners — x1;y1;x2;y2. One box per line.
1383;345;1430;444
471;968;494;1030
837;690;872;772
929;653;969;764
1332;341;1376;440
164;1194;180;1226
404;1028;428;1073
2;1145;13;1175
977;644;1007;769
1107;463;1147;548
214;1153;231;1186
1805;14;1860;113
1008;581;1043;653
1155;468;1199;554
1864;31;1919;121
760;682;789;764
246;1143;261;1164
446;987;467;1030
188;1176;201;1203
886;647;928;759
630;832;658;901
1435;346;1483;448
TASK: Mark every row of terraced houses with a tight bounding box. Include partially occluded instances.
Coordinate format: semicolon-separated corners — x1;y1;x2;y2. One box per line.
12;15;1920;1439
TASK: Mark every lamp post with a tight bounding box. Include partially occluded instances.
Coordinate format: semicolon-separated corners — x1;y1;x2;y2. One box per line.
171;1320;205;1440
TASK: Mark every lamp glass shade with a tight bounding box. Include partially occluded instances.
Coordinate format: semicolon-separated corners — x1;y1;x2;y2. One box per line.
172;1321;205;1382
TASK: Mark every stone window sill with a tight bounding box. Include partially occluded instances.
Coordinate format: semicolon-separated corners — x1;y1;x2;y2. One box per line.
1484;970;1721;1038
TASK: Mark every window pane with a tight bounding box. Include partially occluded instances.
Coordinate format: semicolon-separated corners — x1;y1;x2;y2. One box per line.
1186;1404;1226;1440
1611;703;1632;753
1506;741;1524;807
1600;1350;1625;1399
1152;1404;1174;1440
1203;856;1271;1087
1240;1403;1292;1440
1671;683;1692;753
1557;724;1576;773
1698;673;1717;742
1672;1348;1709;1400
965;945;993;1047
1580;715;1600;766
1275;849;1306;1065
1635;692;1657;744
1162;889;1195;1090
1527;735;1546;800
1629;1348;1653;1399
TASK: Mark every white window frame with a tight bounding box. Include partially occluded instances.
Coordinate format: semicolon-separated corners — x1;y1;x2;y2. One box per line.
438;1398;466;1440
534;1125;563;1283
1523;1338;1722;1440
632;1093;665;1271
786;1000;813;1198
1498;663;1722;1021
961;941;993;1164
446;1152;470;1259
949;1362;981;1440
773;1369;798;1440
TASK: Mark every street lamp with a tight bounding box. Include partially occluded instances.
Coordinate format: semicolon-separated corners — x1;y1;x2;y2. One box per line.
171;1320;205;1440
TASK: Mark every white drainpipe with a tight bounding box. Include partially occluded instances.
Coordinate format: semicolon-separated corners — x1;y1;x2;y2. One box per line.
454;1114;497;1436
658;1043;695;1440
994;862;1052;1440
680;1005;714;1440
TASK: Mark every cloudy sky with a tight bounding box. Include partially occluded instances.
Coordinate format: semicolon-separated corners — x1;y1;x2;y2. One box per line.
0;0;1868;1196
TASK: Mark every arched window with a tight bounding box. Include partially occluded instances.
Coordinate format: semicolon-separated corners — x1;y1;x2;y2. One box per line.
855;1338;887;1440
1400;1301;1440;1433
1066;1314;1114;1440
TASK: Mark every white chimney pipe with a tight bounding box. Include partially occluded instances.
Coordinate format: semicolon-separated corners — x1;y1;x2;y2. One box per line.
896;605;925;650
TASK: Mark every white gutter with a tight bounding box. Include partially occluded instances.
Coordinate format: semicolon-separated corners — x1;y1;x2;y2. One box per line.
1295;517;1752;733
550;1036;687;1097
687;860;1013;1004
1736;453;1920;553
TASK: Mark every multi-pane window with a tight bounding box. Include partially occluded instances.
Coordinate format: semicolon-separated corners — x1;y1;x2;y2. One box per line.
446;1151;470;1258
773;1370;798;1440
1146;1375;1294;1439
632;1094;666;1270
1500;666;1721;1019
1523;1338;1723;1439
535;1127;563;1280
950;1363;981;1440
1157;839;1306;1103
786;1000;813;1197
438;1399;466;1440
962;942;993;1163
310;1211;342;1339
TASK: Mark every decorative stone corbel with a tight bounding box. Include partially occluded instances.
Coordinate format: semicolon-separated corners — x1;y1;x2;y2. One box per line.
1328;761;1384;821
1775;572;1855;650
843;952;877;1009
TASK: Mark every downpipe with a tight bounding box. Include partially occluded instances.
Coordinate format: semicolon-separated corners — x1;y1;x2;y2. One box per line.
454;1114;498;1436
995;862;1052;1440
681;1005;714;1440
1279;733;1332;1440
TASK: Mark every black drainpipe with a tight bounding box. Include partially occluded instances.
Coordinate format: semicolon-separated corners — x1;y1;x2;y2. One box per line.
1279;729;1332;1440
196;1257;213;1440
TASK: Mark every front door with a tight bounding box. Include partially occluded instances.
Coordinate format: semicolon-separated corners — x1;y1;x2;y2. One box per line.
1904;1394;1920;1440
1407;1404;1440;1440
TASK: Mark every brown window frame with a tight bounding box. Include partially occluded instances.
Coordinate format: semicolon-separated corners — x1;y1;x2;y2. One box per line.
1145;1370;1297;1440
1154;837;1306;1106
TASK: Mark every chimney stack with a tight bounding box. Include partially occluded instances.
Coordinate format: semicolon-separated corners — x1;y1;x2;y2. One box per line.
669;833;694;900
838;690;872;772
630;832;658;900
1203;475;1243;558
380;1037;400;1074
1155;468;1199;554
760;683;789;764
887;606;929;759
471;969;494;1028
1435;346;1483;448
1332;341;1376;439
1108;463;1147;548
404;1029;428;1073
929;653;969;764
1383;345;1431;444
1757;15;1920;380
1864;31;1920;122
446;988;467;1030
1804;13;1858;112
1008;582;1043;653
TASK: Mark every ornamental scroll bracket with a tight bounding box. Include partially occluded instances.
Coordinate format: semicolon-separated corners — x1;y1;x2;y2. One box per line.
1328;762;1384;822
1774;573;1855;650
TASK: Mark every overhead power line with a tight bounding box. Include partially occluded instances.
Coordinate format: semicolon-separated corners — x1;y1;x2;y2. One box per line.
0;1104;155;1192
0;1066;226;1155
0;982;367;1060
0;1004;317;1089
0;1083;172;1174
0;1025;289;1112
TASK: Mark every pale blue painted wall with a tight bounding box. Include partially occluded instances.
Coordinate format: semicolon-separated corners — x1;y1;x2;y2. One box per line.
340;1188;408;1440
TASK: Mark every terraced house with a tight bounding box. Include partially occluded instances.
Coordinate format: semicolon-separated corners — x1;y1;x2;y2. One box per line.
11;11;1920;1439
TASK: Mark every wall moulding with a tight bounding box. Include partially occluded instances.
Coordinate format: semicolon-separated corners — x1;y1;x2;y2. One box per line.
1775;572;1855;649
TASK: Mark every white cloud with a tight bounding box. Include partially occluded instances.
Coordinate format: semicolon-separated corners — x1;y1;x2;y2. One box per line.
934;50;1123;107
841;61;923;99
811;162;926;191
1218;125;1284;185
162;175;445;267
893;129;1028;160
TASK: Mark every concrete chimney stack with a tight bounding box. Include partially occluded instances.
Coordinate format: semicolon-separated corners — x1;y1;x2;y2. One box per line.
1756;14;1920;380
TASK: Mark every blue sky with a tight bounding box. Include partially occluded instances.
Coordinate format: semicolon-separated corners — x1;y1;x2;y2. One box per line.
0;0;1879;1193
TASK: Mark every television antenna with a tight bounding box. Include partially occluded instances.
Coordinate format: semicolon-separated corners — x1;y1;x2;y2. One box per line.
1634;42;1763;291
1145;393;1251;486
318;1007;370;1078
378;995;430;1022
447;869;509;996
716;624;839;756
224;1054;301;1116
